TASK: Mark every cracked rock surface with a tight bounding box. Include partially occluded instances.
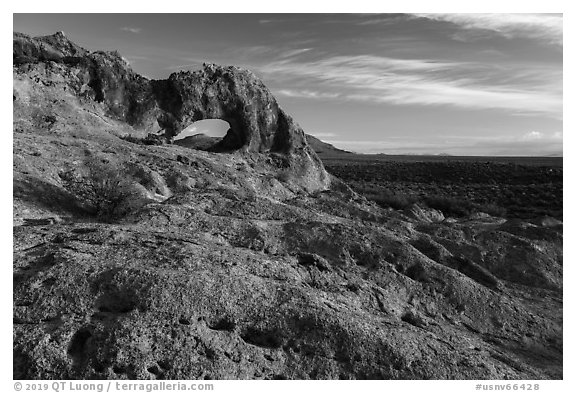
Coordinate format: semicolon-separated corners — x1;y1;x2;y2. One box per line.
13;32;562;380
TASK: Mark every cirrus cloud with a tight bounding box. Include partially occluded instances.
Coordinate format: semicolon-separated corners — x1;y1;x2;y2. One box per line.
121;26;142;34
413;13;562;46
258;54;562;118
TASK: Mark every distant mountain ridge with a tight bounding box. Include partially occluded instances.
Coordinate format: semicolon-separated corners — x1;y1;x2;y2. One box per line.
173;134;223;150
305;134;352;155
174;132;352;156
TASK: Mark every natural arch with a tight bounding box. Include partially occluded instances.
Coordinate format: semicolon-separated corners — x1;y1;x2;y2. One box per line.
13;35;331;191
175;119;230;139
173;119;231;151
153;65;298;154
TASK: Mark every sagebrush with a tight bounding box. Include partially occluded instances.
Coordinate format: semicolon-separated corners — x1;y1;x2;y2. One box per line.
60;158;141;221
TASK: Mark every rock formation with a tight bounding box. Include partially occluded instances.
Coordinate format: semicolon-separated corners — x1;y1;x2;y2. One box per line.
13;32;329;192
13;32;562;380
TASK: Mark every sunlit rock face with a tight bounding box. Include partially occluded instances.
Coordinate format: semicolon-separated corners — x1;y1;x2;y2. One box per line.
13;32;331;192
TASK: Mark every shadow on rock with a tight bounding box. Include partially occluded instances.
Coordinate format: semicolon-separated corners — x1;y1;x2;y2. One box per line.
14;176;87;217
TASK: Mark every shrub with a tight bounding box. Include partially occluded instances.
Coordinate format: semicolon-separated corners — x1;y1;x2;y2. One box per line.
119;133;164;145
166;170;197;193
478;203;507;217
423;196;506;218
59;158;142;221
369;191;416;210
275;169;292;183
125;162;171;197
352;184;416;210
423;196;474;217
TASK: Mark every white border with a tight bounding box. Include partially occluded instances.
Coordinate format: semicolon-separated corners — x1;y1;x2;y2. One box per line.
3;2;573;391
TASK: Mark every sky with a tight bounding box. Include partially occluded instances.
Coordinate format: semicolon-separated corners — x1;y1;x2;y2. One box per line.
13;13;563;156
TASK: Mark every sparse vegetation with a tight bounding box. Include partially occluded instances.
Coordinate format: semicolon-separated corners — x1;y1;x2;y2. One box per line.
59;157;142;221
352;184;417;210
119;133;164;145
422;195;506;218
323;157;561;219
275;169;292;183
351;184;507;218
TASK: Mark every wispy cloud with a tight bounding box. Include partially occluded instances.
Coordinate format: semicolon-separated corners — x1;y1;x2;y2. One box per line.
354;14;411;26
155;46;561;119
522;131;544;140
277;89;340;100
258;18;297;25
413;13;562;46
309;132;338;138
278;48;313;58
124;55;150;62
259;54;562;117
120;26;142;34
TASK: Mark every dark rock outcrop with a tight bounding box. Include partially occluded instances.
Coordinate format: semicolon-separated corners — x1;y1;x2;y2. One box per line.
13;32;329;191
13;31;88;64
152;66;300;152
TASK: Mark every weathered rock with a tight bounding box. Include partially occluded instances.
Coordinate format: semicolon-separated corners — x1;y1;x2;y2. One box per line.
12;178;563;379
13;31;88;64
13;32;330;192
13;32;562;380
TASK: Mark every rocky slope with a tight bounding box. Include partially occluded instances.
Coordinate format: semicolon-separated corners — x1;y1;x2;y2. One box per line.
13;33;562;380
305;135;352;156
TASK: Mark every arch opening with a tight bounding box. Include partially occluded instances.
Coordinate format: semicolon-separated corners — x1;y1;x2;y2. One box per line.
173;119;231;151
